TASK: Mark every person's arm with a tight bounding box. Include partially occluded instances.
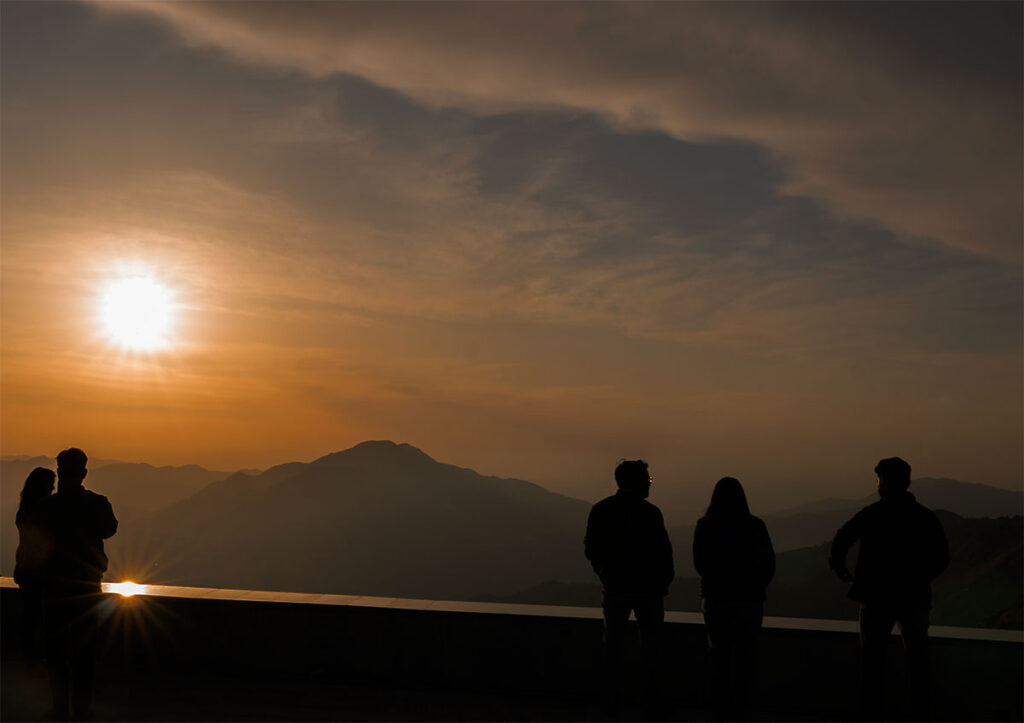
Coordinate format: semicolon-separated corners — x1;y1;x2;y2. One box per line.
692;518;708;578
760;519;776;588
95;496;118;539
829;512;862;583
584;505;604;577
656;508;674;593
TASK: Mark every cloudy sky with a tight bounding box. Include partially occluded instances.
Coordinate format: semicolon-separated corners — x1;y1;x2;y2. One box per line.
2;1;1020;512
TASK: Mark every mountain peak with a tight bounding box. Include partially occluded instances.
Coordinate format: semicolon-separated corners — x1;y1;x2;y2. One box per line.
316;440;436;467
351;439;400;451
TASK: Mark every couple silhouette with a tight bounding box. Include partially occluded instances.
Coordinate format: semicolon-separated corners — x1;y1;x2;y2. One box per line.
14;448;118;722
584;456;948;722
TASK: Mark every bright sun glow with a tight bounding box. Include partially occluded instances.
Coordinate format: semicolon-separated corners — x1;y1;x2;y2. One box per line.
100;276;176;350
106;581;148;597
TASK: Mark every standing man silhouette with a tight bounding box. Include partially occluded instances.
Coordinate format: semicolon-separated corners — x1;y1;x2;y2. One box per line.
585;459;674;717
829;457;948;721
40;448;118;722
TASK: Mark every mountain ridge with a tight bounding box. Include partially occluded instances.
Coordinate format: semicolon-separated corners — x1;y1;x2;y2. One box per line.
126;440;593;599
5;442;1020;623
479;510;1023;630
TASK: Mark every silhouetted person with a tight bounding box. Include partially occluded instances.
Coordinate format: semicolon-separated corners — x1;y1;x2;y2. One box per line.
15;466;57;663
830;457;948;721
693;477;774;722
39;448;118;722
584;459;673;718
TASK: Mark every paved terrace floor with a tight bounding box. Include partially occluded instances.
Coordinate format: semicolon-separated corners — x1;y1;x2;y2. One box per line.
2;578;1020;722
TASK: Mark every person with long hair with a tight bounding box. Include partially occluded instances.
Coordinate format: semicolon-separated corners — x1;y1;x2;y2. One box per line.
14;466;56;662
693;477;775;721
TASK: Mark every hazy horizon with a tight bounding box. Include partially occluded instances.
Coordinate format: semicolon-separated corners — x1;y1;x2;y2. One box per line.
3;439;1021;518
2;2;1021;514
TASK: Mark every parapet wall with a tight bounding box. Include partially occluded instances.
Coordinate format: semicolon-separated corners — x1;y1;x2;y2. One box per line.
2;579;1020;721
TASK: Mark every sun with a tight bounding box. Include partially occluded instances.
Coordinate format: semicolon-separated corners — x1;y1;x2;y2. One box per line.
100;276;177;351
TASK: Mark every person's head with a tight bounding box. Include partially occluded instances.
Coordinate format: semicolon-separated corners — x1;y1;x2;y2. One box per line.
706;476;751;517
19;467;55;510
614;459;651;498
874;457;911;497
56;447;88;489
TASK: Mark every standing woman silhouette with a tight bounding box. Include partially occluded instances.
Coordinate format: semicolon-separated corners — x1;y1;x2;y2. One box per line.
693;477;775;721
14;467;56;661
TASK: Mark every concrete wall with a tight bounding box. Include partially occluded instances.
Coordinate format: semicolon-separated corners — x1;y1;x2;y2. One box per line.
2;581;1020;721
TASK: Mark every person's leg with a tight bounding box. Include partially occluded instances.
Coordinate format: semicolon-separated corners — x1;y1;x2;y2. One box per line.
703;599;734;722
69;592;100;720
898;605;931;721
43;595;72;721
20;582;45;663
859;604;895;721
634;595;667;717
602;591;632;714
731;602;763;721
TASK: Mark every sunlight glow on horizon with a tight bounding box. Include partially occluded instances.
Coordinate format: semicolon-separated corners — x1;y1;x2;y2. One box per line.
99;276;178;351
105;580;149;597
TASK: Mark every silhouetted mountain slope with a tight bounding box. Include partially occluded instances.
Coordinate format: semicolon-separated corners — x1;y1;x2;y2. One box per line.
483;512;1022;630
667;478;1024;576
765;512;1022;629
931;512;1022;629
89;463;229;511
910;478;1024;518
770;478;1022;520
1;457;228;513
137;441;593;599
1;458;229;576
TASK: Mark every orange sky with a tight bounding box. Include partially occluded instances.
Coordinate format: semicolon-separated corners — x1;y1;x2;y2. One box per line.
2;2;1020;511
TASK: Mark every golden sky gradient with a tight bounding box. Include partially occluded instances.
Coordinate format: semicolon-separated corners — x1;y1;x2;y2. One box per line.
2;2;1020;510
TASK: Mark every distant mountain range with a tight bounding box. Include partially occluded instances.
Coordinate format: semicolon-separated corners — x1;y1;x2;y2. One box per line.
2;443;1020;629
480;511;1023;630
0;455;231;512
667;478;1024;577
765;511;1022;629
775;478;1024;519
122;441;593;599
1;456;230;576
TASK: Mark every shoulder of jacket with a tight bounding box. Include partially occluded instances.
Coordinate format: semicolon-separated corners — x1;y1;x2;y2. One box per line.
858;500;883;517
695;515;721;534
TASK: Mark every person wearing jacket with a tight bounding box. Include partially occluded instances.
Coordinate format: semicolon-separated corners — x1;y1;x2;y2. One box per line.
693;477;775;722
830;457;949;721
14;466;56;662
39;447;118;722
584;459;674;716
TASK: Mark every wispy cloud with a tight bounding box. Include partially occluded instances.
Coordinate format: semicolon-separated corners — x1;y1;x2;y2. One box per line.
99;1;1022;262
